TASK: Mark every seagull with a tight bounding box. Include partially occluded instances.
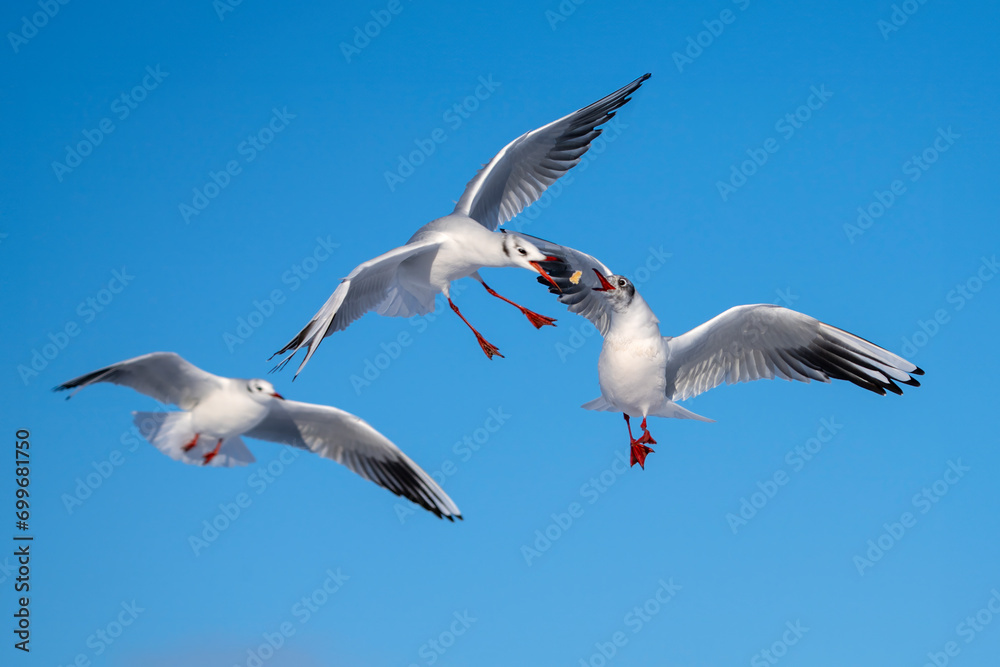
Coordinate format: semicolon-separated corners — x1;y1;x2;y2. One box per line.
273;73;652;377
533;249;924;469
55;352;461;520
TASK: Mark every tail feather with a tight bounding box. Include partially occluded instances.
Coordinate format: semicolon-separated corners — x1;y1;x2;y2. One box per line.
132;412;255;467
650;402;714;422
581;396;617;412
581;397;714;422
376;282;436;318
271;283;351;379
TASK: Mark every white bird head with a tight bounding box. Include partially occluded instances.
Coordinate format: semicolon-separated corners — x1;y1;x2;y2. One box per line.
591;270;637;312
245;379;284;403
501;231;560;290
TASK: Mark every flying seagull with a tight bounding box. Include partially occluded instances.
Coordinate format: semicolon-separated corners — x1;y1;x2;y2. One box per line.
55;352;461;520
534;250;924;469
273;73;652;377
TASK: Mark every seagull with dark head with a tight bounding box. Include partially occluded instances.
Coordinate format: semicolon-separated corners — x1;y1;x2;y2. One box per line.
533;249;924;469
273;73;651;377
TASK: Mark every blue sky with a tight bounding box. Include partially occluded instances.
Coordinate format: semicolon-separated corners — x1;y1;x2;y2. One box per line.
2;0;999;664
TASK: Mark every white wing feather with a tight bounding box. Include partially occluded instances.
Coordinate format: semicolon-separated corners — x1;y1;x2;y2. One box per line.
663;305;923;401
274;237;444;377
245;399;462;520
454;74;651;231
55;352;225;409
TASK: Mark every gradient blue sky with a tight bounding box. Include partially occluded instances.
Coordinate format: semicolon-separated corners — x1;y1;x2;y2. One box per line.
3;1;999;665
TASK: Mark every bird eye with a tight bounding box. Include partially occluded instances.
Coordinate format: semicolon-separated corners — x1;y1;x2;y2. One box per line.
517;247;527;255
618;278;626;287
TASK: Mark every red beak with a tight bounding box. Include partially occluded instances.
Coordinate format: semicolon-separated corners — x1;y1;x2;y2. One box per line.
271;392;284;400
592;269;615;292
530;261;561;293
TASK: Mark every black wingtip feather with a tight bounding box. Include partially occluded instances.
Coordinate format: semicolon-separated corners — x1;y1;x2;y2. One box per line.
883;380;904;396
369;456;460;522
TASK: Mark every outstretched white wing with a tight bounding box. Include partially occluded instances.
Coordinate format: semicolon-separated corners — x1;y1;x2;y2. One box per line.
454;74;651;231
245;399;462;521
663;305;924;401
55;352;225;410
273;237;444;377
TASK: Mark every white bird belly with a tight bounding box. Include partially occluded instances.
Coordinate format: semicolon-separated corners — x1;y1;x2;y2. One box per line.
190;391;269;439
426;243;479;289
597;337;668;417
410;215;491;292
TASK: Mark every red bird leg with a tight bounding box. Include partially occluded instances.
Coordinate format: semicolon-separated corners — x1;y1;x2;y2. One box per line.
202;438;223;465
637;417;657;445
479;281;556;329
181;433;200;452
624;414;655;469
448;297;504;359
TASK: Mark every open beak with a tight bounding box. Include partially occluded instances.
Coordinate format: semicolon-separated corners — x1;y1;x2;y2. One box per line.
530;261;561;293
592;269;616;292
271;392;284;400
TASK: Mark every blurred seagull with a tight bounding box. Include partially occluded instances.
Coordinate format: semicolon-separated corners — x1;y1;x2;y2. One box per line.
535;250;924;469
56;352;461;520
273;73;651;377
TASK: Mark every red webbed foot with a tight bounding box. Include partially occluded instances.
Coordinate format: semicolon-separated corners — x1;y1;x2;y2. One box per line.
182;434;199;452
522;309;557;329
630;442;655;469
202;439;223;465
475;335;504;360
